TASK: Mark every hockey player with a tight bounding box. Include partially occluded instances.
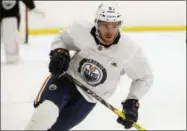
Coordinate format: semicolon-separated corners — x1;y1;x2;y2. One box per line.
25;3;154;130
0;0;45;64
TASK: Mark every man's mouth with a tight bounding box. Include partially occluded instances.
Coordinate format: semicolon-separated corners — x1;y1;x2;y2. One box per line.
105;35;112;39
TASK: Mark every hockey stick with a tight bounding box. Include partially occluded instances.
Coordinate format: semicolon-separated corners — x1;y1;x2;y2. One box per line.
62;73;146;131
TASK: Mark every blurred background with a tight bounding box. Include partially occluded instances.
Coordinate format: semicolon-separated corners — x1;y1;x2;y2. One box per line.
1;1;186;130
19;1;186;37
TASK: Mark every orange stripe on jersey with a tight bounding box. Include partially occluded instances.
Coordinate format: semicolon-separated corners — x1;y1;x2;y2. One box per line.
34;75;51;105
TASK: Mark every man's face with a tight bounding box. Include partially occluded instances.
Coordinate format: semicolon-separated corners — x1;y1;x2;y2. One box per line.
97;21;121;45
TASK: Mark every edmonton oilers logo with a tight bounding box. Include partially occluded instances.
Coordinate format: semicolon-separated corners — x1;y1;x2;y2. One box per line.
49;84;57;91
78;58;107;87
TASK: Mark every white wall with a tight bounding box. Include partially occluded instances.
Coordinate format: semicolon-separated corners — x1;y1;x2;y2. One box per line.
21;1;186;29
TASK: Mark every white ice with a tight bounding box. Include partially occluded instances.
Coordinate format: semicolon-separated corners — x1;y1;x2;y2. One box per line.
1;32;186;130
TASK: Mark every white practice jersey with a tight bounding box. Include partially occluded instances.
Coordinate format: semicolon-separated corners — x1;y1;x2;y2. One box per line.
51;21;154;103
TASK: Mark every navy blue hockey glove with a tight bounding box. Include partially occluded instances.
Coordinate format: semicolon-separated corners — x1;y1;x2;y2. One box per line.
49;48;70;76
117;99;139;129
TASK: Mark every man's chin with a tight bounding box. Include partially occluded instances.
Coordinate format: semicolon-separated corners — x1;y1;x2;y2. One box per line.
103;38;114;44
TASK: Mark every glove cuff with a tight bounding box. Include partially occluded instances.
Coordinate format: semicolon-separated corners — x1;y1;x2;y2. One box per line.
50;48;69;54
50;48;70;59
122;99;139;111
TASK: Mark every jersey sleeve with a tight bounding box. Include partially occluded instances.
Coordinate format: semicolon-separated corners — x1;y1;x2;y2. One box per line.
51;22;80;51
21;0;35;10
124;46;154;100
